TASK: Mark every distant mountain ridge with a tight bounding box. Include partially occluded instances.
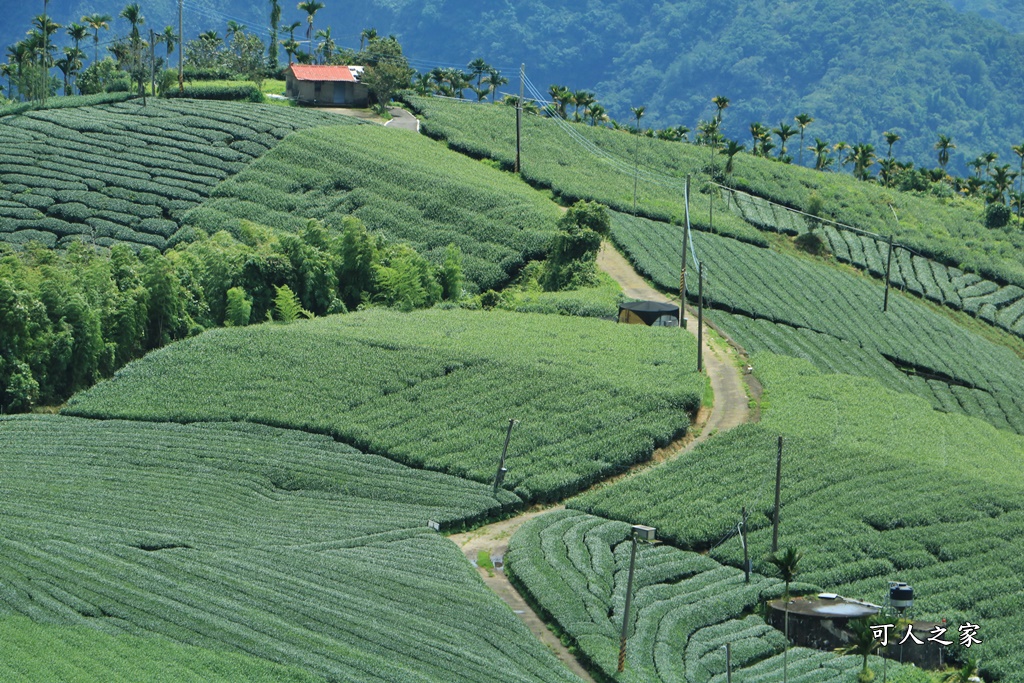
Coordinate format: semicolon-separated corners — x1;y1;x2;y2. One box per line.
3;0;1023;174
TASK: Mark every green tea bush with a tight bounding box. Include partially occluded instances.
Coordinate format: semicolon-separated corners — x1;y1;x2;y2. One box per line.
0;100;352;251
507;509;910;683
185;124;563;292
610;210;1024;434
570;354;1024;681
0;616;324;682
64;309;705;502
0;415;578;683
163;83;264;102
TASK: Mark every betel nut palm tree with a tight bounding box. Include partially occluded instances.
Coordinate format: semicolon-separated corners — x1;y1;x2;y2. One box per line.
315;27;335;64
935;133;955;168
768;547;802;683
795;113;813;166
883;130;901;159
773;122;797;159
297;0;325;53
84;13;114;63
1012;143;1024;227
721;139;745;174
811;138;833;170
835;618;881;683
711;94;730;122
120;4;144;42
360;27;377;52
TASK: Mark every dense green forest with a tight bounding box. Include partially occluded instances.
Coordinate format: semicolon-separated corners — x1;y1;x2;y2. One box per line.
947;0;1024;32
5;0;1023;175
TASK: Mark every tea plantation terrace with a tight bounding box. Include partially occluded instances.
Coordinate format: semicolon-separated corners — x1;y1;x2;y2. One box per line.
65;309;705;502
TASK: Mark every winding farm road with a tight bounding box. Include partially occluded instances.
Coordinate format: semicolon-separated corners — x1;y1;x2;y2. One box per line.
596;242;752;440
447;242;755;682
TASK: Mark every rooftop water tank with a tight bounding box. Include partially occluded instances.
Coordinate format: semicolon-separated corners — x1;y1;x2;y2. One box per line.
889;582;914;609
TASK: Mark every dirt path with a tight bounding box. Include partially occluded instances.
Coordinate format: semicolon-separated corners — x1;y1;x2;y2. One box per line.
448;506;595;682
444;245;755;682
597;242;751;441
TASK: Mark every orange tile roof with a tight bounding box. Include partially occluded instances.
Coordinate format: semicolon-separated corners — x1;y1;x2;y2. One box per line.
289;64;359;82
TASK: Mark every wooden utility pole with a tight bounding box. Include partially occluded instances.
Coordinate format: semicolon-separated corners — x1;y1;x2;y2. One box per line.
178;0;185;93
632;123;641;215
492;418;517;496
741;507;750;583
618;534;639;672
515;64;524;175
149;29;156;96
680;175;690;329
883;235;895;312
697;262;704;372
772;436;783;553
709;189;714;233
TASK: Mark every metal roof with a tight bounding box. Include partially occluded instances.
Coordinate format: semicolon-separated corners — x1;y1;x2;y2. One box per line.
619;301;679;314
288;65;361;83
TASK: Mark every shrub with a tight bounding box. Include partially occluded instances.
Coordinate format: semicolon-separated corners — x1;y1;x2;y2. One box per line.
985;202;1011;228
162;84;264;101
224;286;252;326
794;231;828;256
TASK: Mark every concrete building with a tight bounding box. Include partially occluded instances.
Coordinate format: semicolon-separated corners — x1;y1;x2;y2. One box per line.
285;65;369;106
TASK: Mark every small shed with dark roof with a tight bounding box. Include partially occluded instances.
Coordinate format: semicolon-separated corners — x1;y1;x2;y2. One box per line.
618;301;680;326
285;64;369;106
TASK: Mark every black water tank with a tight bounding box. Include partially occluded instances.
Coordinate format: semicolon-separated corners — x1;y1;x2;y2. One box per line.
890;583;914;608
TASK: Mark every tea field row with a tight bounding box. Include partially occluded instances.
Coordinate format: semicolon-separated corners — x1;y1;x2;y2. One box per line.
64;309;705;502
506;509;923;683
0;414;578;683
0;100;351;251
726;190;1024;340
404;96;767;247
610;210;1024;434
570;354;1024;681
0;616;322;682
182;123;562;292
405;95;1022;290
719;313;1020;432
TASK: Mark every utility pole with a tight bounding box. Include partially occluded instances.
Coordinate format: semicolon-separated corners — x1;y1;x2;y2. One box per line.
178;0;185;94
741;506;749;583
680;175;690;329
149;28;156;97
709;188;714;233
772;436;783;553
492;418;518;496
618;525;656;673
697;262;704;373
883;235;894;312
632;106;644;216
885;205;900;313
515;64;524;175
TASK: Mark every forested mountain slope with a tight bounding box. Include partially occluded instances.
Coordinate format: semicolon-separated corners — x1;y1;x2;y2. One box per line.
947;0;1024;33
8;0;1021;176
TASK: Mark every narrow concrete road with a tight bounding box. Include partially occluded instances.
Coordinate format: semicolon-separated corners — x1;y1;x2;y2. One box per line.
444;244;755;683
448;507;595;683
384;107;420;132
597;242;751;442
